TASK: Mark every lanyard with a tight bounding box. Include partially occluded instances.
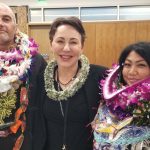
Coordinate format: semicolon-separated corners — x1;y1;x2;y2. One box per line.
57;81;69;150
59;100;69;150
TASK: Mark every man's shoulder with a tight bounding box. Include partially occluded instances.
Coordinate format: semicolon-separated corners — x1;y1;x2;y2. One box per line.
32;53;47;65
30;53;47;74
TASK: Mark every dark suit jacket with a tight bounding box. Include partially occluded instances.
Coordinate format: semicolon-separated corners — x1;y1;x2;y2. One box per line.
31;63;107;150
26;54;47;150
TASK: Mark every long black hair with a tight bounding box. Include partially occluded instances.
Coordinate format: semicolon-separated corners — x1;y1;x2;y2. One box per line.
118;41;150;84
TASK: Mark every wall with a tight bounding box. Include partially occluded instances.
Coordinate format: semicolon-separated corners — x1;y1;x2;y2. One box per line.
84;21;150;67
28;24;53;60
28;20;150;67
11;6;28;33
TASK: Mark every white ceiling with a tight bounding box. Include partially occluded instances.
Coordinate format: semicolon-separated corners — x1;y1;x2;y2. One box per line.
1;0;150;7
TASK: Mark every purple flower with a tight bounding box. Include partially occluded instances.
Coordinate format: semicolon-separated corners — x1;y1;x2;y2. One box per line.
100;65;150;121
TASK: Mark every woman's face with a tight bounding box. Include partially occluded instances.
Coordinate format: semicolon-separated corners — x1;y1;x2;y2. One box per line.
51;24;83;68
122;51;150;85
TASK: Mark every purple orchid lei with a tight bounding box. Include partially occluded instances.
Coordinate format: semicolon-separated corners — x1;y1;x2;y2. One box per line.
100;65;150;126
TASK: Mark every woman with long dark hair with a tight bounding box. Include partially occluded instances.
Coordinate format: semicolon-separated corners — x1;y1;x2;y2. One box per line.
93;42;150;150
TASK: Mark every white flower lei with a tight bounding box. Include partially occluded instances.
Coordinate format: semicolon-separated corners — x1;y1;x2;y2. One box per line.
0;31;38;93
44;54;90;101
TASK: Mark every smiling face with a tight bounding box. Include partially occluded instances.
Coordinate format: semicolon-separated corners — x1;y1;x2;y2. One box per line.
0;4;17;50
51;24;83;68
122;51;150;85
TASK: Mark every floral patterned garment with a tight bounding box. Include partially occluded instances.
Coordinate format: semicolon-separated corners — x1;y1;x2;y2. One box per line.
92;65;150;150
93;105;150;150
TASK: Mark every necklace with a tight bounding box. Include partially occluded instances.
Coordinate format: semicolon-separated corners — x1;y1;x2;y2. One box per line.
59;78;73;86
57;65;80;86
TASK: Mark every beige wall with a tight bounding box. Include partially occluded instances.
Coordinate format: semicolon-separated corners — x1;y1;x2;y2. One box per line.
11;6;28;34
83;21;150;67
28;20;150;67
28;24;53;60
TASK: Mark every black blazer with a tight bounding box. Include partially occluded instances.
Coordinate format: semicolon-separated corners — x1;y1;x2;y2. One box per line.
26;54;47;150
31;63;107;150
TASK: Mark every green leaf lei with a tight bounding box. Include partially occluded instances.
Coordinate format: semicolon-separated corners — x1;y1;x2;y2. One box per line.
44;55;90;101
0;88;16;125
